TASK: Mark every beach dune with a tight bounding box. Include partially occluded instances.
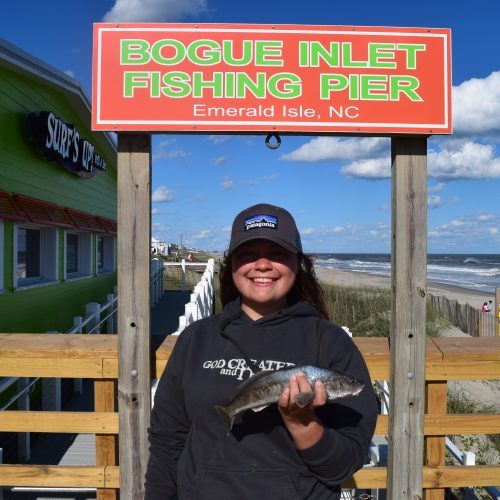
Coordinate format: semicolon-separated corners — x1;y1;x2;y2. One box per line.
314;267;494;310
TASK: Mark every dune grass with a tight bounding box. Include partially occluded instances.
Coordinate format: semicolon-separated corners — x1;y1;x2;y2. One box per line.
321;282;443;337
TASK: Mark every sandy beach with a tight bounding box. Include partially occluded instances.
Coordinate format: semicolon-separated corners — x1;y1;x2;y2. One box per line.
314;267;495;310
315;266;500;420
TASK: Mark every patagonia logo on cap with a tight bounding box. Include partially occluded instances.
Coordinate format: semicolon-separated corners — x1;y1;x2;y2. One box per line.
244;214;278;231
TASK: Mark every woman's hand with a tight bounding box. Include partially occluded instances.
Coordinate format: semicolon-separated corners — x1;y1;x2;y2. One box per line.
278;371;327;449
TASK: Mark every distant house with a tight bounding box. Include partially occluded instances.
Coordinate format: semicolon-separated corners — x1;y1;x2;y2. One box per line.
151;237;170;256
0;37;117;334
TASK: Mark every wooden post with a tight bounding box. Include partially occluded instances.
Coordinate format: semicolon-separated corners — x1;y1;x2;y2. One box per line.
118;134;152;499
387;137;427;499
424;381;447;500
496;288;500;336
95;379;117;500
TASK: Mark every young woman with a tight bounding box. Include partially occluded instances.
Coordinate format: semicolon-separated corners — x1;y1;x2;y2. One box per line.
145;203;378;499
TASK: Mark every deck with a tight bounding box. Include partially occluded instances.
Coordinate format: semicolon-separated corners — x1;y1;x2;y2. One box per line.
2;290;189;500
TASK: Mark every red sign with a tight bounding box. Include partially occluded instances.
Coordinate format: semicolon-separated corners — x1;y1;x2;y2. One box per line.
92;23;452;135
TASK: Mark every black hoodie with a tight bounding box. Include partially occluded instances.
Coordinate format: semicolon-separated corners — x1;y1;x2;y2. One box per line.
145;299;378;499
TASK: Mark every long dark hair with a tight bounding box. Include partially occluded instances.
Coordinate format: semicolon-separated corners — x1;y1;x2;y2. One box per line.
219;251;330;320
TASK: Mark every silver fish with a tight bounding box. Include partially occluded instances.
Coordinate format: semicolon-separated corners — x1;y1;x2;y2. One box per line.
214;365;364;429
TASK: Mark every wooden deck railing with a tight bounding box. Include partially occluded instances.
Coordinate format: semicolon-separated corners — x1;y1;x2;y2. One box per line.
0;334;499;499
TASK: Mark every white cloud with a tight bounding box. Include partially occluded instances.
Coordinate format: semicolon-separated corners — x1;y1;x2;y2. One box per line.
103;0;209;22
64;70;75;78
300;225;344;236
428;182;445;193
341;158;390;179
152;186;175;202
428;141;500;179
428;195;442;209
211;156;228;166
243;174;278;185
453;71;500;136
192;229;213;239
278;72;500;182
221;177;235;190
281;137;388;162
337;140;500;180
207;135;230;144
428;212;500;250
153;149;188;161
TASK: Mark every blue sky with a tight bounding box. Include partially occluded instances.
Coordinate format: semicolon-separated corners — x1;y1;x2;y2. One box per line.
2;0;500;253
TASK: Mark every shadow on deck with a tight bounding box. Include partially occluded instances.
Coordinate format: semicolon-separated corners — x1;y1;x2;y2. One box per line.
151;290;191;350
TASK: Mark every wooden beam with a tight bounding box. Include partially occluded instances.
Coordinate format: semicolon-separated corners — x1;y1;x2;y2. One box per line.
424;381;447;500
496;288;500;336
388;137;428;499
117;134;152;499
95;379;118;500
0;411;118;433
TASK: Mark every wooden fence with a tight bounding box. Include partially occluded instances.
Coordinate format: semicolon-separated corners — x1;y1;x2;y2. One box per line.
0;334;498;499
429;293;499;337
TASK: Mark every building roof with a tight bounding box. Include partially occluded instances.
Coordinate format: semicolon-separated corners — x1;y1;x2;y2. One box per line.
0;37;116;163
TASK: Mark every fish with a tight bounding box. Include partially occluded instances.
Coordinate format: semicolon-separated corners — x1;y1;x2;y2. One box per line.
214;365;365;429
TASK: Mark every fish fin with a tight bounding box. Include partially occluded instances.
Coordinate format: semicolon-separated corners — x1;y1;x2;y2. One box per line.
294;391;316;408
214;405;234;429
251;404;270;413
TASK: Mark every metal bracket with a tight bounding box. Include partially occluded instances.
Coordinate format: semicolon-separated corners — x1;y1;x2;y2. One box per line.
265;133;281;149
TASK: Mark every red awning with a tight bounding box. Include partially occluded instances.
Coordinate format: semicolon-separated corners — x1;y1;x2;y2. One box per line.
97;217;117;235
66;208;107;233
3;192;117;234
0;191;26;221
13;195;75;228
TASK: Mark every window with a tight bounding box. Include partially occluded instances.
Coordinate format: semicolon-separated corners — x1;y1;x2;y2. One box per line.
0;221;4;292
97;235;116;274
15;225;58;288
65;231;92;279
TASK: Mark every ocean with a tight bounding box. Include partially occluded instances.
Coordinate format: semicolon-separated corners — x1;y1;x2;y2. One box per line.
313;253;500;294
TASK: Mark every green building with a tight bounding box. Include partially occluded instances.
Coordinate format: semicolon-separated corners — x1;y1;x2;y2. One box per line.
0;38;117;334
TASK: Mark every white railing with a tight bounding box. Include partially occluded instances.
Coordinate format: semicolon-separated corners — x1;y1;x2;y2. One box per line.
168;258;215;335
66;258;164;334
151;258;164;307
0;259;165;466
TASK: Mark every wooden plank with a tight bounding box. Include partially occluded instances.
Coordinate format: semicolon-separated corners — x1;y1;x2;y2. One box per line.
432;336;500;360
0;358;104;378
117;134;152;499
422;465;500;488
425;414;500;435
0;411;118;433
104;466;120;488
95;379;118;500
0;333;118;358
343;465;500;489
0;465;106;487
375;414;500;436
387;137;428;499
426;360;500;380
496;288;500;337
424;382;447;500
155;335;177;378
2;464;498;490
103;358;119;378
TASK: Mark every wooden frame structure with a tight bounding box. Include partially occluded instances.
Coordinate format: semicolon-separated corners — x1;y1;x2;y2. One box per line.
116;134;429;498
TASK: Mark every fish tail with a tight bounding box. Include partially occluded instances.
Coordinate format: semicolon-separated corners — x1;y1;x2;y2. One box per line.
294;391;316;408
214;405;234;429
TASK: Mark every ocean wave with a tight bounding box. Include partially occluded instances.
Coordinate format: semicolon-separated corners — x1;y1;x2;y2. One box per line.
428;264;500;277
464;257;482;264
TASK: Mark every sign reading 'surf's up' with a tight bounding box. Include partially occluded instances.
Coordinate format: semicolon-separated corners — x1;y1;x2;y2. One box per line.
92;23;452;135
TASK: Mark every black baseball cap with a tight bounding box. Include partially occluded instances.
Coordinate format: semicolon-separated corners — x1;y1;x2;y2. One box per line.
228;203;302;255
